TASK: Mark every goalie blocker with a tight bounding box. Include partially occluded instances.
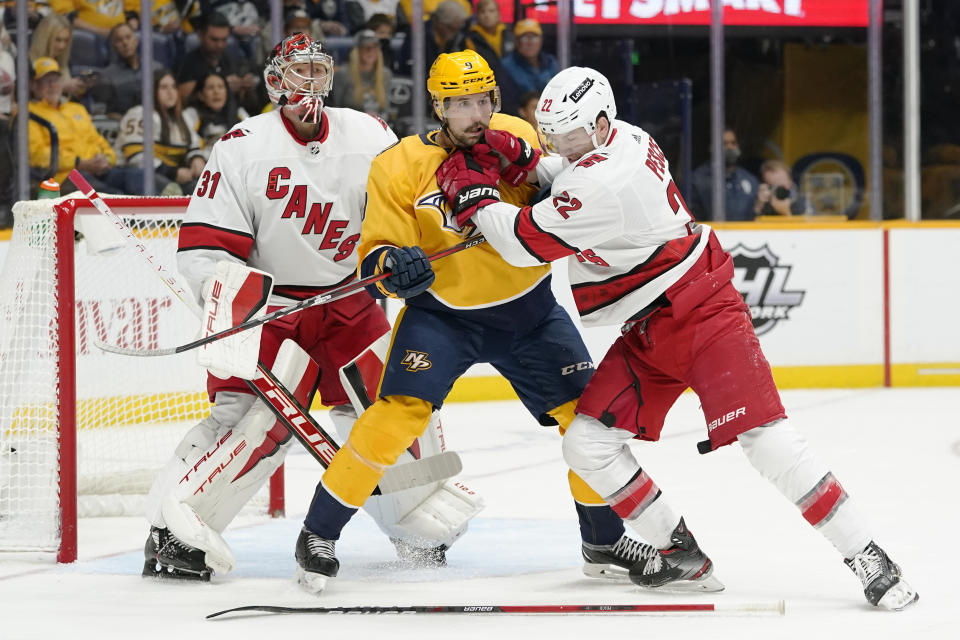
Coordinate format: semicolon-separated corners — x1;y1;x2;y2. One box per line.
197;261;273;381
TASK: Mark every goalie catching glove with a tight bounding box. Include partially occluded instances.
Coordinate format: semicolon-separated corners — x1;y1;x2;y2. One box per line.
436;149;502;227
481;129;541;187
197;261;273;380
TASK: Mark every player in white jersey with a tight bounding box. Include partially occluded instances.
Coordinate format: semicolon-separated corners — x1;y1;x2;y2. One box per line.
143;34;482;584
434;67;917;610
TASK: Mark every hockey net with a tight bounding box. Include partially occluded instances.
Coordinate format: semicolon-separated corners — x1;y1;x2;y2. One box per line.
0;195;281;562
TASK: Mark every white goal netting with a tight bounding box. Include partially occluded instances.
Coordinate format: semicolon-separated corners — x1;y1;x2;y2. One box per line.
0;195;272;554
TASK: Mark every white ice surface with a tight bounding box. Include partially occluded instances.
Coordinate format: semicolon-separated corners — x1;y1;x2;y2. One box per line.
1;388;957;639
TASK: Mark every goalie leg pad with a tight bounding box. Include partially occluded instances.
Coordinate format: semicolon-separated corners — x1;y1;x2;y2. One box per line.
197;261;273;380
330;405;483;548
162;340;319;571
145;392;254;528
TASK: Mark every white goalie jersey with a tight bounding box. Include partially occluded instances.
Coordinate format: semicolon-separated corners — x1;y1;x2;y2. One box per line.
475;120;711;327
177;108;398;305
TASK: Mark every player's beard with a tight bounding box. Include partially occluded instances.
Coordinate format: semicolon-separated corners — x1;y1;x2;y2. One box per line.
444;119;487;150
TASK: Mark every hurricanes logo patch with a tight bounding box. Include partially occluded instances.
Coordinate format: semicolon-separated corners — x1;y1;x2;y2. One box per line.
730;244;805;336
401;350;433;372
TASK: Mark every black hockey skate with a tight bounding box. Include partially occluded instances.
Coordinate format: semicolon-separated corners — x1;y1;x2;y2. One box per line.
295;527;339;594
142;526;211;581
391;537;448;567
845;541;918;610
582;534;656;580
627;518;724;592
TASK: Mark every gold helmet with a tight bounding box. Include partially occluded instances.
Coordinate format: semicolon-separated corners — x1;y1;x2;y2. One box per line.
427;50;500;118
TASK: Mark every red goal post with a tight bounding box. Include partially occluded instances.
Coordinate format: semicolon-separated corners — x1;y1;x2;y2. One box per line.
0;195;283;563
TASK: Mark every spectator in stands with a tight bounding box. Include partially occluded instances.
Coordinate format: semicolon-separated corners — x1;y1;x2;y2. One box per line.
330;28;392;122
0;24;13;227
50;0;127;38
116;69;206;195
258;5;329;64
29;12;86;101
367;12;396;69
754;159;812;217
398;0;469;26
686;127;759;221
285;7;322;40
349;0;399;33
28;57;145;195
177;12;260;114
465;0;511;68
0;23;13;120
500;19;557;97
201;0;262;44
303;0;351;36
138;0;184;34
91;23;143;119
396;0;467;76
516;90;540;131
183;70;250;149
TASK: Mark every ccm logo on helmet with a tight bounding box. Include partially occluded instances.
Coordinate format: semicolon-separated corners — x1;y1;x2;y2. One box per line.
569;78;595;103
457;186;499;204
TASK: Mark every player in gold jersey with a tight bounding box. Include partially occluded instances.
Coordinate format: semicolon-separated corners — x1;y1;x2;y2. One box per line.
294;51;649;593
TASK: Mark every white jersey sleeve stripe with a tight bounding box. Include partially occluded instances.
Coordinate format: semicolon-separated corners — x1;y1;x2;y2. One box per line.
514;205;581;262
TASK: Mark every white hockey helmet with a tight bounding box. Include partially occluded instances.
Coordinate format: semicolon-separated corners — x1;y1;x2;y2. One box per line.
264;33;334;124
536;66;617;154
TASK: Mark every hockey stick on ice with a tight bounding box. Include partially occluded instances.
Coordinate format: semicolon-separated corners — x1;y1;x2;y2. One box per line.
208;601;786;618
95;234;488;358
68;169;461;493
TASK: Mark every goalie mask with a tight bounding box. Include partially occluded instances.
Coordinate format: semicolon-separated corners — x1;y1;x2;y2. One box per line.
536;66;616;157
264;33;334;124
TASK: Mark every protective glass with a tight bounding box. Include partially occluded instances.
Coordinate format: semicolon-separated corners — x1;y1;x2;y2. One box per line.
440;90;499;118
539;125;592;158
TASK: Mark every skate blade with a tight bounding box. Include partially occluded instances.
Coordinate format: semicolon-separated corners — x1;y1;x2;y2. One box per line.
582;562;630;581
636;574;726;594
877;581;919;611
295;566;331;594
142;559;211;582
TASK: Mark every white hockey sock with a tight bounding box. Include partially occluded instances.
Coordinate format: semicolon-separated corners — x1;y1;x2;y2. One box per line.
738;420;872;558
625;499;681;550
563;415;680;549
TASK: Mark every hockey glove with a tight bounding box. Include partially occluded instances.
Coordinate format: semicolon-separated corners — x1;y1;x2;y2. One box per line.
436;149;502;227
482;129;541;187
375;246;436;298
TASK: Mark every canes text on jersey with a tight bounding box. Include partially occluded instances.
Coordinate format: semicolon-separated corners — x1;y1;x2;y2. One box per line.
266;167;360;262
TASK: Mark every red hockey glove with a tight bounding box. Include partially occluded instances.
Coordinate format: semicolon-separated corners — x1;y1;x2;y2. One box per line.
436;149;502;227
482;129;541;187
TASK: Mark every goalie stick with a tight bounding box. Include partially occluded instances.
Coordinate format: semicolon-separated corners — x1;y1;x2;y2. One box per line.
208;601;786;618
95;234;489;358
68;169;461;494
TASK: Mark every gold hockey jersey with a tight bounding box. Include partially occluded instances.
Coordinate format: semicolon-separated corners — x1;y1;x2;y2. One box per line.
359;113;552;324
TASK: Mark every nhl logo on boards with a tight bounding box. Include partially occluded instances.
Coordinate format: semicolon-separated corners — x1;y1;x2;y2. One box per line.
729;244;805;336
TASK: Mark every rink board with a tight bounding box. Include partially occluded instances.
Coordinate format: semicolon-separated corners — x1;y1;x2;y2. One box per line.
2;223;958;397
